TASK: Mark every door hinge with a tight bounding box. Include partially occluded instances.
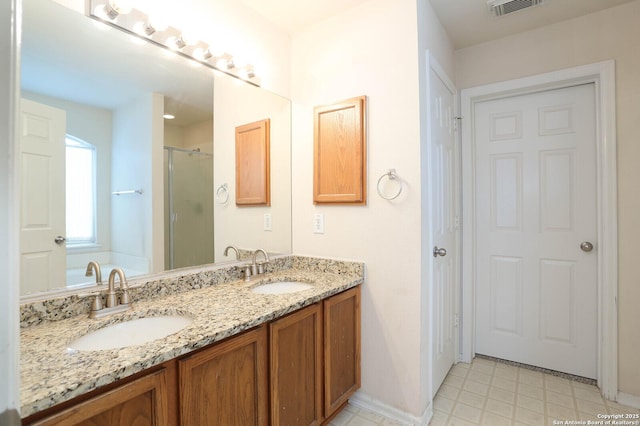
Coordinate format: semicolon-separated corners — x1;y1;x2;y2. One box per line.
454;314;460;327
454;215;460;229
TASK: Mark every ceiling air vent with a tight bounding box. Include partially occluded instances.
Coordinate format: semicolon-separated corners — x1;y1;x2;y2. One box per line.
487;0;545;17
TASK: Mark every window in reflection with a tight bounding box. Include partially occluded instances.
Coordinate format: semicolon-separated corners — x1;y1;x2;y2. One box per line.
65;136;97;246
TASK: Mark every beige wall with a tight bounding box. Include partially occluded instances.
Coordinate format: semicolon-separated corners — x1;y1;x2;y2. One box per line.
183;120;214;154
455;0;640;397
213;73;292;262
157;0;292;96
291;0;454;417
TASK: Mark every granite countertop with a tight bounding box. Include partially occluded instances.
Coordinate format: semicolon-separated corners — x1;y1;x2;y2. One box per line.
20;267;363;417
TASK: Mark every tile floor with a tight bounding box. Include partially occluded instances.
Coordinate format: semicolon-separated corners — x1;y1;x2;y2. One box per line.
329;402;403;425
431;357;639;426
331;358;640;426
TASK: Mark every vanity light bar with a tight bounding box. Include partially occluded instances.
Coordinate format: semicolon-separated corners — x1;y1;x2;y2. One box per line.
88;0;261;86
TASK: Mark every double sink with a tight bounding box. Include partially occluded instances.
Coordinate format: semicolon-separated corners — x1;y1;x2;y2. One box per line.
68;281;313;351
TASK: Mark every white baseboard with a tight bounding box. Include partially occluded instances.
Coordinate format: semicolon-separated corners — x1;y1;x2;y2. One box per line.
617;392;640;409
349;391;432;426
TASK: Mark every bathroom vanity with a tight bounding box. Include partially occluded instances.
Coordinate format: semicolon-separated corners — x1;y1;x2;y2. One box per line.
20;256;362;425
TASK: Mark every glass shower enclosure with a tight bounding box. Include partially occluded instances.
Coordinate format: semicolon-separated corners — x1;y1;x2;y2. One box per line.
163;147;214;270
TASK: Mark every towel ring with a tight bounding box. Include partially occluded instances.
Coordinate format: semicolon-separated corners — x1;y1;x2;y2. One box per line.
216;183;230;205
377;169;403;200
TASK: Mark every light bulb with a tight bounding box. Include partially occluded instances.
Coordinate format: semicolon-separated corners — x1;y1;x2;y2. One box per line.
109;0;132;15
215;57;229;69
148;15;168;32
100;0;132;20
180;32;199;46
193;48;213;62
232;56;247;69
133;21;153;36
133;15;169;37
167;36;186;50
240;66;256;80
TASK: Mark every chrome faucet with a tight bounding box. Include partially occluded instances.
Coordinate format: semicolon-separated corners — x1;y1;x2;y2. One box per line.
224;245;240;260
251;249;270;275
85;261;103;285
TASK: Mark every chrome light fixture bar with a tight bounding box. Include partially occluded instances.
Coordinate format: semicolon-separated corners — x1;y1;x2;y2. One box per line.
89;0;261;86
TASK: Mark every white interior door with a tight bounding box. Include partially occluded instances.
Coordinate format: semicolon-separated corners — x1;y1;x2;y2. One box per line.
474;83;597;379
20;98;67;294
429;62;458;393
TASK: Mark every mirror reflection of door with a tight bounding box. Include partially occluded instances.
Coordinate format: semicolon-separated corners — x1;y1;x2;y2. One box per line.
19;99;67;294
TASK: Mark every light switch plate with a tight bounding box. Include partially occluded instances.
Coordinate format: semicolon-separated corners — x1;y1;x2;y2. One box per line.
313;213;324;234
263;214;272;231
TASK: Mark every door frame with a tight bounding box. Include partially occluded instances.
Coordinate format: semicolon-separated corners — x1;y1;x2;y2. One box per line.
425;51;460;397
460;61;618;399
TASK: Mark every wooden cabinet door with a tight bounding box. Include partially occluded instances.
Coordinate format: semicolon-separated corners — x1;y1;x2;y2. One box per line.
324;286;361;417
313;96;367;204
178;326;268;426
30;369;169;426
270;303;323;426
235;119;271;205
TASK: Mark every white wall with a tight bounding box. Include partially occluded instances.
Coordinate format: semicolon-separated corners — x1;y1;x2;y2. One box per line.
291;0;454;418
455;0;640;399
0;0;20;421
111;92;164;274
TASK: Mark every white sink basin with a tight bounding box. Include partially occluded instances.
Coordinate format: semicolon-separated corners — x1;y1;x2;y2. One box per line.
68;315;193;351
251;281;313;295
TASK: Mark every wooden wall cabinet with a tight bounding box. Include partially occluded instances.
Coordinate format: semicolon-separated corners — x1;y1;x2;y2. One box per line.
29;368;169;426
314;96;367;204
178;325;268;426
270;303;323;426
236;118;271;206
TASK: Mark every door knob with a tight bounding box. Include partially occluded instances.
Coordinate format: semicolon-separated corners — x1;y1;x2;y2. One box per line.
433;246;447;257
580;241;594;252
54;236;66;245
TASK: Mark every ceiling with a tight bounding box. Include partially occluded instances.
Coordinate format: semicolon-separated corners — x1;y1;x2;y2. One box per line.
238;0;636;49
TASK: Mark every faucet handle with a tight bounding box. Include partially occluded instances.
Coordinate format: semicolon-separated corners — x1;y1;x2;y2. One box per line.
243;265;252;282
91;294;103;312
120;288;131;305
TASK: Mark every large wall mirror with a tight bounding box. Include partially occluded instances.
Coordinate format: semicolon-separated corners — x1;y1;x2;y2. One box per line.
19;0;292;298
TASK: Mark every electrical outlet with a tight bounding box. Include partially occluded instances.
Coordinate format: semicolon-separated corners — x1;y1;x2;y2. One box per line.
263;214;272;231
313;213;324;234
